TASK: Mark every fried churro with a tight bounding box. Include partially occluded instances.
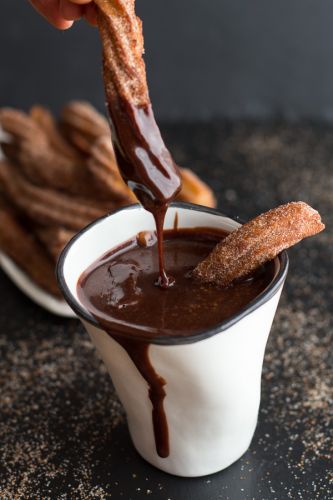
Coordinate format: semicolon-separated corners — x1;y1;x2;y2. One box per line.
35;226;76;262
88;136;136;202
178;168;216;208
30;105;82;161
0;160;109;230
0;107;94;196
0;204;62;297
61;101;110;154
193;202;325;287
95;0;181;210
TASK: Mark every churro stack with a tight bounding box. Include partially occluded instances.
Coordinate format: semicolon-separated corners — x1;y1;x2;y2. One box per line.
0;101;216;297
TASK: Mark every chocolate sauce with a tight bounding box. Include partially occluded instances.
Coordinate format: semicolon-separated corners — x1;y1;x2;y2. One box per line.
78;228;276;457
107;99;181;288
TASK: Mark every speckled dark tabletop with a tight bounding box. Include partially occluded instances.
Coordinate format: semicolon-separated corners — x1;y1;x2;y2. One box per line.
0;122;332;499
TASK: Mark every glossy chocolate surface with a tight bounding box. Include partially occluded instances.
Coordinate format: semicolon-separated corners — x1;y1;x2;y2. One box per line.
78;228;275;458
78;228;276;340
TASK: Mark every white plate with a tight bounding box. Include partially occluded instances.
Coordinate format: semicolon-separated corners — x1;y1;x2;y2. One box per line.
0;251;76;318
0;132;75;318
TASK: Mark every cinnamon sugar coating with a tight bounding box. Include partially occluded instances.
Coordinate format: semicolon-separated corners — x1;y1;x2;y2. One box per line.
193;202;325;287
0;202;62;297
95;0;149;108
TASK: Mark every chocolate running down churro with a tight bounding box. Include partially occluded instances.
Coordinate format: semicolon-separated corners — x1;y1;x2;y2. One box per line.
95;0;181;209
193;202;325;287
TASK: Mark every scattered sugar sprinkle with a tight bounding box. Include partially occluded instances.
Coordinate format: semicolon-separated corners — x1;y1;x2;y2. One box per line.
1;122;332;498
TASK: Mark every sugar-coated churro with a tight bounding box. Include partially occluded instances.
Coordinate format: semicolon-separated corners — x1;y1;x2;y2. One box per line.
0;160;110;230
35;226;76;262
0;203;62;297
61;101;110;154
193;202;325;287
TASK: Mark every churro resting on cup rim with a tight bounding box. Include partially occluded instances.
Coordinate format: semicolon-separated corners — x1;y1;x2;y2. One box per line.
193;201;325;287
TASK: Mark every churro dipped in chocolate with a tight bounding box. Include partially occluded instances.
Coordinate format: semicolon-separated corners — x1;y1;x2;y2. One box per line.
95;0;182;286
193;202;325;287
95;0;182;207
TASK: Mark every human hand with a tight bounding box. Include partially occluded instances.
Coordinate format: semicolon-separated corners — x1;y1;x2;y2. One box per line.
29;0;97;29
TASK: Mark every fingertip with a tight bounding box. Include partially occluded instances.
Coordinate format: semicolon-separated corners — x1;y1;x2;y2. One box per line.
84;4;97;27
69;0;92;4
54;19;75;30
60;0;82;21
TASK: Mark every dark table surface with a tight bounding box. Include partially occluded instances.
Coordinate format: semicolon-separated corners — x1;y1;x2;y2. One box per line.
0;122;332;499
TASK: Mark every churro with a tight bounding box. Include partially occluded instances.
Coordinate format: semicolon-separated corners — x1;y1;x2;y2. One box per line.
178;168;216;208
0;160;110;230
61;101;110;154
88;136;136;202
95;0;181;209
35;226;76;262
30;105;81;161
193;202;325;287
0;204;61;297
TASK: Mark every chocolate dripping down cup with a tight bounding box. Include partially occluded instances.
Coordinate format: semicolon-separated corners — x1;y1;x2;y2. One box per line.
57;202;288;477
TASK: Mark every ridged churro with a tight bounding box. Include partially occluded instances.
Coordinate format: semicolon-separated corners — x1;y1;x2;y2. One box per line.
0;160;110;230
88;136;136;202
0;204;62;297
61;101;110;154
95;0;149;108
35;226;76;262
193;202;325;287
95;0;181;209
30;105;81;161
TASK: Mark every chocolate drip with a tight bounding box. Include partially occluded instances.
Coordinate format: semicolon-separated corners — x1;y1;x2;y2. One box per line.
107;100;181;288
113;336;169;458
78;229;276;458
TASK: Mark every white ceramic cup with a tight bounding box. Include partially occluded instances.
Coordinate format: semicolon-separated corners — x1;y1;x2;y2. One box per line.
57;203;288;477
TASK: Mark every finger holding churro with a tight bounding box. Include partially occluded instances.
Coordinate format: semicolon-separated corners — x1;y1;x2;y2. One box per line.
95;0;181;207
193;202;325;287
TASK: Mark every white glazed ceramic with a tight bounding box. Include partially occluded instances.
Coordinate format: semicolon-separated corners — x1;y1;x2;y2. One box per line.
57;203;288;477
0;252;75;317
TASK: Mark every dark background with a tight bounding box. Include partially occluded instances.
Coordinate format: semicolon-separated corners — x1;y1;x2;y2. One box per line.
1;2;332;499
2;0;333;120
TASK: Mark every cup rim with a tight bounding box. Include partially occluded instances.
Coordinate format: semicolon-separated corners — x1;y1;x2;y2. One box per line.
56;202;289;345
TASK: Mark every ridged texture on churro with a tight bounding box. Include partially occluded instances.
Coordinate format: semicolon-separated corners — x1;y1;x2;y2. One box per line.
35;226;76;262
193;202;325;287
61;101;110;154
0;160;110;231
0;99;216;298
0;203;62;297
95;0;149;108
88;136;136;201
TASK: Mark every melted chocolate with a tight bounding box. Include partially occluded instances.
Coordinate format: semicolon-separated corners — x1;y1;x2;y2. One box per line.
78;228;276;457
107;99;181;287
